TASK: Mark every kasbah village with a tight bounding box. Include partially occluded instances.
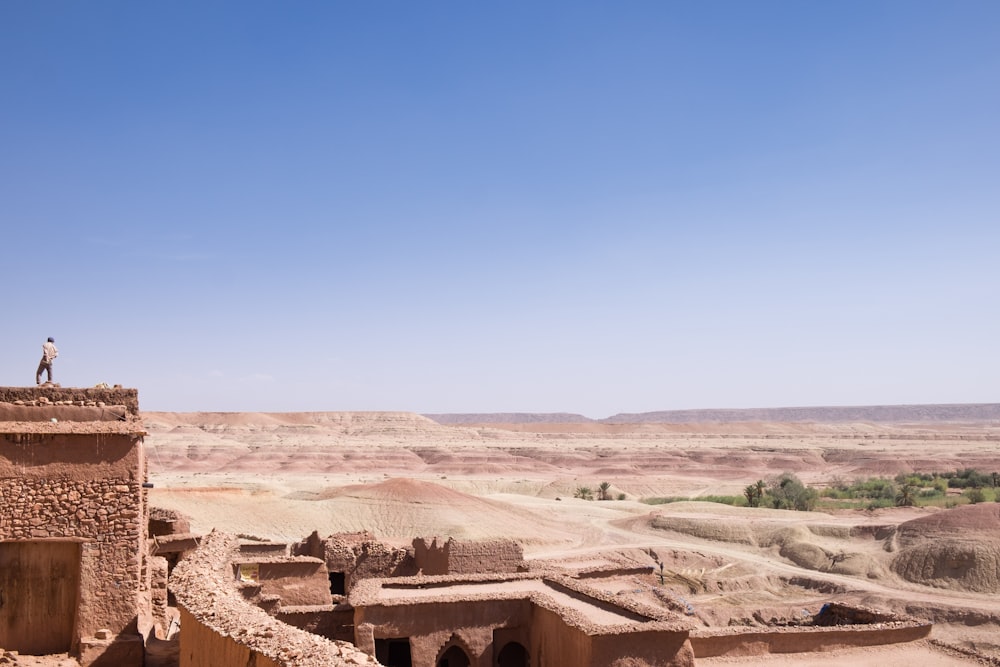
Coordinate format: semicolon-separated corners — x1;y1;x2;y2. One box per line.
2;383;1000;667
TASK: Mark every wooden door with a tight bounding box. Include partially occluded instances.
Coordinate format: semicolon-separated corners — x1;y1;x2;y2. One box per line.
0;541;80;654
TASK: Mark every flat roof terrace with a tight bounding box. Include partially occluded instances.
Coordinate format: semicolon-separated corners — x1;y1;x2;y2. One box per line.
381;577;652;625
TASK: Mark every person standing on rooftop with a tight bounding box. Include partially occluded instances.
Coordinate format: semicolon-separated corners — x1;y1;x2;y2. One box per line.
36;336;58;385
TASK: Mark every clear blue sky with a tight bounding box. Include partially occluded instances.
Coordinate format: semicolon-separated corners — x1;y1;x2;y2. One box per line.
2;2;998;416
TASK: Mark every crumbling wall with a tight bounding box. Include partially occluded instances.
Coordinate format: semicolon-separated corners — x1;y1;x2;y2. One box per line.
171;531;377;667
149;507;191;537
293;531;416;593
412;537;523;576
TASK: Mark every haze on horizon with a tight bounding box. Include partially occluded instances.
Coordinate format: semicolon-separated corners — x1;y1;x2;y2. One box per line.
2;2;998;416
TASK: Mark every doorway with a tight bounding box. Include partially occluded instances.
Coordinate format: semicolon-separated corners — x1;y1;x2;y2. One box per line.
375;637;412;667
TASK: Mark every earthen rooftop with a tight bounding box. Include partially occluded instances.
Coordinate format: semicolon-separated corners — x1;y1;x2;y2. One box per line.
0;386;145;435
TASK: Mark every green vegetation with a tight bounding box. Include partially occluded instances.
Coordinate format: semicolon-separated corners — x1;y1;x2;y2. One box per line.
743;479;765;507
574;481;627;501
767;473;819;511
645;473;817;510
643;494;745;506
642;468;1000;511
819;469;999;509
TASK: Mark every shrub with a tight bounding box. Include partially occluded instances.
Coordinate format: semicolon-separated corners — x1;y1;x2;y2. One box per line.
965;487;986;504
766;473;818;511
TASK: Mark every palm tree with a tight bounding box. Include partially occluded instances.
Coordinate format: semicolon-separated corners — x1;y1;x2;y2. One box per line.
598;481;612;501
895;483;916;507
575;486;593;501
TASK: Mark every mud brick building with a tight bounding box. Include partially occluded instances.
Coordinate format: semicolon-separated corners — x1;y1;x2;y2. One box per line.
0;386;150;666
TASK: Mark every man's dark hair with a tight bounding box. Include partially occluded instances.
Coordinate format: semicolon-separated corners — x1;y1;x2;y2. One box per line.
47;337;54;343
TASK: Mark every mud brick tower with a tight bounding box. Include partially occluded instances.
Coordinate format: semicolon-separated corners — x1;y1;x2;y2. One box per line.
0;386;150;666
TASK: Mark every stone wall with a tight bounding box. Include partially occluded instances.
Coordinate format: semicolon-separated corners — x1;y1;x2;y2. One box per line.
0;432;146;647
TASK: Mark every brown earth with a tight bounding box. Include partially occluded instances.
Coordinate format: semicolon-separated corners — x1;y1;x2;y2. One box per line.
145;411;1000;664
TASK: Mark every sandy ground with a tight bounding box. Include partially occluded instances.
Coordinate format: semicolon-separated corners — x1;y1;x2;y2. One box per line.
144;412;1000;664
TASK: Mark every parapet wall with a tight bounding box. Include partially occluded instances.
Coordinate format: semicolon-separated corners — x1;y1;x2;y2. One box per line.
690;621;932;658
171;531;377;667
0;386;140;418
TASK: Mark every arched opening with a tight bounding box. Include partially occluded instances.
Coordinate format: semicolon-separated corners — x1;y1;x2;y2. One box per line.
497;641;529;667
438;644;471;667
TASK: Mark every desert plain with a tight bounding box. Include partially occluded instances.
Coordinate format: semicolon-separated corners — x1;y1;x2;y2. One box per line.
144;407;1000;666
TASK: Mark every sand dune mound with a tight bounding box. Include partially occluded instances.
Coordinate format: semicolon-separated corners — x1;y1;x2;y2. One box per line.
891;504;1000;592
151;477;581;544
650;506;888;578
317;477;478;504
895;503;1000;544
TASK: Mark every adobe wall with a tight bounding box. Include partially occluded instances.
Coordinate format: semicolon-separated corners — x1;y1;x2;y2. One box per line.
412;537;523;576
590;628;695;667
529;604;592;667
689;622;933;658
0;432;146;641
177;607;282;667
350;573;691;667
234;557;332;606
171;531;377;667
293;531;416;593
355;597;530;667
277;606;355;643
